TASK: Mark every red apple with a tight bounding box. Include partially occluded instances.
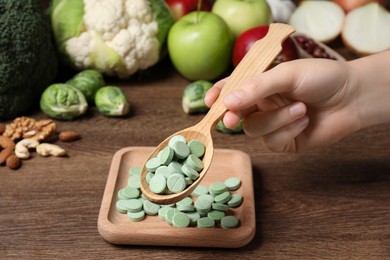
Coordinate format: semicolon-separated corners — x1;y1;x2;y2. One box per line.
332;0;385;12
165;0;212;20
233;25;298;67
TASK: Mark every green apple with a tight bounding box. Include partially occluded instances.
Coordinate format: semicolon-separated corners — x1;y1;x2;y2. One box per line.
212;0;272;38
167;11;234;81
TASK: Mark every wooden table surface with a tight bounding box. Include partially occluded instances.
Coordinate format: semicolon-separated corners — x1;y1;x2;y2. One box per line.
1;48;389;259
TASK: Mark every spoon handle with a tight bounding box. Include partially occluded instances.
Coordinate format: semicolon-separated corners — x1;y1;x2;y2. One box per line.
198;23;295;130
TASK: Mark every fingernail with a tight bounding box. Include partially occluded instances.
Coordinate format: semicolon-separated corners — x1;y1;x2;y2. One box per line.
298;116;310;127
225;90;245;106
290;103;306;117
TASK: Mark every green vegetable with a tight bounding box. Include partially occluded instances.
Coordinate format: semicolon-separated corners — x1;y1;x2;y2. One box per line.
67;70;105;102
0;0;58;119
40;83;88;120
49;0;174;78
216;120;244;134
95;86;130;116
182;80;213;114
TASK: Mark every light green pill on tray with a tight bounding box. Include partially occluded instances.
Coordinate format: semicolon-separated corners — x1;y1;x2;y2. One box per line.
186;154;204;171
157;146;174;166
198;194;215;204
158;206;171;220
197;217;215;228
192;185;209;197
129;166;141;175
186;212;201;226
212;202;229;212
149;174;167;194
207;210;225;222
127;210;145;222
228;193;243;207
145;157;161;172
165;208;179;225
167;173;187;193
188;139;205;157
221;216;239;229
177;204;195;212
214;191;232;204
224;177;241;191
209;181;227;195
116;199;128;214
194;198;212;214
118;186;140;199
125;199;143;213
128;175;140;189
172;212;191;228
176;196;193;207
143;200;160;216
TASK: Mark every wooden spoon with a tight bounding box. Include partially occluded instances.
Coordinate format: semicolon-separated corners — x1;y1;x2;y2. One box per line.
140;23;295;204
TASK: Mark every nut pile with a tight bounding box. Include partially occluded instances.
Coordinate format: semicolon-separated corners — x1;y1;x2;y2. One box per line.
0;117;80;170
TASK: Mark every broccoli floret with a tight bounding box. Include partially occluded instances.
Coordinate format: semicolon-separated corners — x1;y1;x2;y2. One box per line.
0;0;58;119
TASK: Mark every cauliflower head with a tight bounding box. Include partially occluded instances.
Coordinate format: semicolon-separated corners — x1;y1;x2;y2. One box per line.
50;0;174;78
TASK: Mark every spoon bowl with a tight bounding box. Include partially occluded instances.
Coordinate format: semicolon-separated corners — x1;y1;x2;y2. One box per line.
140;23;296;204
140;125;214;204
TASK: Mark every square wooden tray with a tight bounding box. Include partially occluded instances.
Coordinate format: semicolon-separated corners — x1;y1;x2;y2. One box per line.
98;147;256;248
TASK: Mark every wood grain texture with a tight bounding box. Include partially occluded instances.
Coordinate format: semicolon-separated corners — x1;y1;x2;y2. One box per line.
1;52;390;259
99;147;255;248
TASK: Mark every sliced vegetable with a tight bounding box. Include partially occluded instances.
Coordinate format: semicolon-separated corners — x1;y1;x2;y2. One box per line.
289;1;345;43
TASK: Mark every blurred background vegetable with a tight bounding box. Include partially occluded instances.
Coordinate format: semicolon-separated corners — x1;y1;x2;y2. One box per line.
0;0;58;119
67;70;105;103
48;0;174;78
182;80;213;114
216;120;243;134
95;86;130;117
40;83;88;120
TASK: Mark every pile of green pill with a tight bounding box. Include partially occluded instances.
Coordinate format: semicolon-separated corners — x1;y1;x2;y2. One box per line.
116;165;243;229
145;135;205;194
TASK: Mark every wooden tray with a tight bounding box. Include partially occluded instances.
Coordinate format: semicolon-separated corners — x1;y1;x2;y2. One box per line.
98;147;256;248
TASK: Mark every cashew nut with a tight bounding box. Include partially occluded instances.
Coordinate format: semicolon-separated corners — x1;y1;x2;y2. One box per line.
15;138;40;159
36;143;66;157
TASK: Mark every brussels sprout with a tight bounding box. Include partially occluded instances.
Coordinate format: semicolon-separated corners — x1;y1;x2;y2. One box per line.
40;83;88;120
95;86;129;116
182;80;213;114
67;70;105;102
216;119;244;134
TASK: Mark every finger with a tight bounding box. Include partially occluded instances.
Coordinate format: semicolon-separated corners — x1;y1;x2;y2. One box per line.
243;102;307;137
204;78;228;107
223;111;242;129
261;115;310;153
224;62;298;111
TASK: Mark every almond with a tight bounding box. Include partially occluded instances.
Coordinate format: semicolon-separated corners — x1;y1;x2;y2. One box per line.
59;131;80;142
0;123;5;135
0;136;15;164
6;154;21;170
